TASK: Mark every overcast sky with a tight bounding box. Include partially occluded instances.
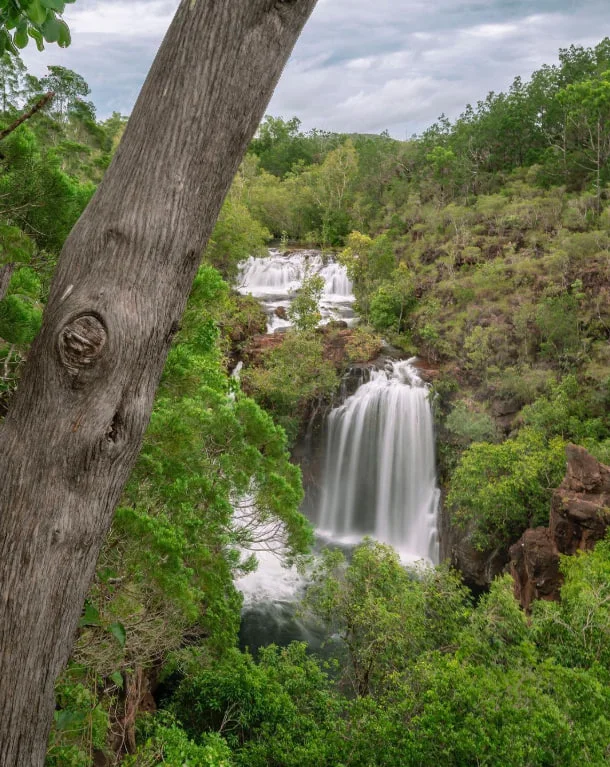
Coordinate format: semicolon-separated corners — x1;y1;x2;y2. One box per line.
21;0;610;138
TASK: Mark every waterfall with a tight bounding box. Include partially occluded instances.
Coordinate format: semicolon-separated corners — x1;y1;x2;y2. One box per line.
237;249;356;333
319;261;352;299
238;251;307;297
235;251;441;650
317;358;440;565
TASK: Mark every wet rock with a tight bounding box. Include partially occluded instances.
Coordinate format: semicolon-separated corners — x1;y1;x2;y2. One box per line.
412;357;441;383
244;333;285;364
338;365;371;401
274;306;288;320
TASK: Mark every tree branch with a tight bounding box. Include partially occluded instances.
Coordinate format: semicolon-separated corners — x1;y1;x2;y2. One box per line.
0;92;54;142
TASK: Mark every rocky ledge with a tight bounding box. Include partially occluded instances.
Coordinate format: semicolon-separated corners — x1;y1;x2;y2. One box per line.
244;323;383;372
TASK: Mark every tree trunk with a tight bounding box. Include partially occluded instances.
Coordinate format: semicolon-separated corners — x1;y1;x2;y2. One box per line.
0;263;15;301
0;1;317;764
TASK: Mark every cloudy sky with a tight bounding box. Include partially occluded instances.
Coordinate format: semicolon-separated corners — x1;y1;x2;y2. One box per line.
22;0;610;138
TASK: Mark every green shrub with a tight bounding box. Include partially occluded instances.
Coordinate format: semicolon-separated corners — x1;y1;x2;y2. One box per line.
241;331;338;441
445;401;499;445
170;645;343;767
448;428;566;550
124;712;233;767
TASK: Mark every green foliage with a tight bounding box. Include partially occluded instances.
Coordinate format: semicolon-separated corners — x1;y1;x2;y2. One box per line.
148;541;610;767
520;374;609;446
445;400;499;445
124;712;233;767
0;281;42;343
535;291;582;362
448;428;566;550
369;262;416;334
338;231;395;320
0;125;93;251
205;195;270;281
0;0;74;56
46;677;109;767
40;64;89;121
241;330;338;442
171;644;342;767
344;325;383;362
250;116;320;178
533;536;610;668
399;653;610;767
305;540;471;696
287;271;324;331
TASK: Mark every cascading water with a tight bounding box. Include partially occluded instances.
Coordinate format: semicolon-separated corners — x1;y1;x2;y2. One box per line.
237;249;356;332
317;359;439;565
235;249;440;648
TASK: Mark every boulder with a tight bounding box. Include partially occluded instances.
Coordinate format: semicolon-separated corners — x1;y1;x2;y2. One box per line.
509;527;559;613
451;525;509;590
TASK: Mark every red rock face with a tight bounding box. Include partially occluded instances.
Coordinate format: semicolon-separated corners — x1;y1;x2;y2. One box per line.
510;527;559;613
510;445;610;611
549;444;610;556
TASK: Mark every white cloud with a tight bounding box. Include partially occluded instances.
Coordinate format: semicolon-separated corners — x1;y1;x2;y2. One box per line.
19;0;610;136
70;0;175;37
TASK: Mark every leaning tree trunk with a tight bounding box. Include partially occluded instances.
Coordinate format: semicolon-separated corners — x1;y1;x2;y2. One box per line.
0;1;317;763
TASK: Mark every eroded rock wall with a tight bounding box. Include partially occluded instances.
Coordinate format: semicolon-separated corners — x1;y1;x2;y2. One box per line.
510;445;610;611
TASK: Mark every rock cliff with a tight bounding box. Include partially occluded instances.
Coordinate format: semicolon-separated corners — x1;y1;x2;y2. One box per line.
510;444;610;611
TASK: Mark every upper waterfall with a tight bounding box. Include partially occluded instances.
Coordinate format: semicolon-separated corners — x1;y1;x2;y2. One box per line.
237;249;356;332
317;358;440;565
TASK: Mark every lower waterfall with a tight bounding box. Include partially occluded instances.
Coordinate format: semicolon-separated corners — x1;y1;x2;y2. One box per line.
317;359;440;565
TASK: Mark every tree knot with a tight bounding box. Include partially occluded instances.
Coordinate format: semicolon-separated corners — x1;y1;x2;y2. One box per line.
58;314;107;375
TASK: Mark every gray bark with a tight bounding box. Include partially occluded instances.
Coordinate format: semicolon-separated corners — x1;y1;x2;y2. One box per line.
0;1;317;764
0;263;15;301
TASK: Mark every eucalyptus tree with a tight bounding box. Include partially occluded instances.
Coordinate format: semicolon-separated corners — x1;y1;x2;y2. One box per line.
0;0;318;764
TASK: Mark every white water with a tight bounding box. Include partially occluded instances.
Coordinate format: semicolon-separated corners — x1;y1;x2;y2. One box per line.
238;358;441;614
235;251;440;631
317;359;439;565
237;249;356;333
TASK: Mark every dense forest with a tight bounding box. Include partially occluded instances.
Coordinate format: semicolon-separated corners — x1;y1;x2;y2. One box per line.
0;35;609;766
